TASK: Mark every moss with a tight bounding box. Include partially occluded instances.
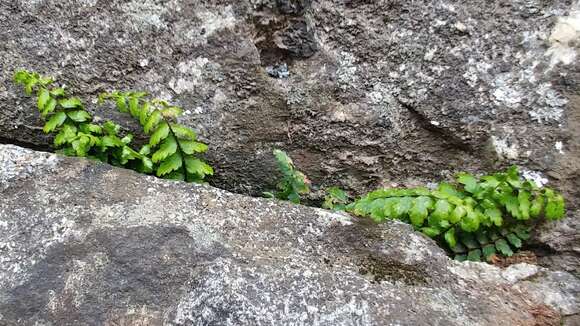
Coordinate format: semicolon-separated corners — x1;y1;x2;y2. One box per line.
357;255;429;285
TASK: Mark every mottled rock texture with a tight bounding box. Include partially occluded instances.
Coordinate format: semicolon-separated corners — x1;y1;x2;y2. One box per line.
0;0;578;278
0;144;579;325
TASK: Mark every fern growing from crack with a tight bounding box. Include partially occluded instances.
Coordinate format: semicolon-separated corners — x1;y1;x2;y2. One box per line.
13;69;213;183
13;70;146;166
264;149;310;204
99;91;213;182
345;166;566;261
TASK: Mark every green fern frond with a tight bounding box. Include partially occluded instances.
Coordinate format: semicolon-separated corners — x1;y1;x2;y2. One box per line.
346;165;566;261
13;69;212;184
265;149;310;204
99;90;213;183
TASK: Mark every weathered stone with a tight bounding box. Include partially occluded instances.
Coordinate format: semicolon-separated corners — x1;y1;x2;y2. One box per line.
0;0;578;274
0;144;578;325
276;0;311;15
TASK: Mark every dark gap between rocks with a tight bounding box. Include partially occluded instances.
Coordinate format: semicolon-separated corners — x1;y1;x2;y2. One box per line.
0;136;53;153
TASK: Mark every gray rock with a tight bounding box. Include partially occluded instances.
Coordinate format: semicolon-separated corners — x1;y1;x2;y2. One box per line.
0;1;578;273
266;63;290;79
0;144;578;325
452;262;580;321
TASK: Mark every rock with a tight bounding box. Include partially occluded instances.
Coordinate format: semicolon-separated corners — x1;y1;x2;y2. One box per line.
451;262;580;317
515;270;580;317
0;1;578;273
266;63;290;79
0;144;578;325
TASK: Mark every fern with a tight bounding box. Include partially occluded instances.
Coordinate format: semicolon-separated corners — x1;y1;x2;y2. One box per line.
98;92;213;182
13;70;144;166
346;166;566;261
13;69;213;183
323;187;350;211
264;149;310;204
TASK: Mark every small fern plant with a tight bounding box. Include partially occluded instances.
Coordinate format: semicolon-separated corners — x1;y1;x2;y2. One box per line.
13;70;146;166
264;149;310;204
323;187;351;211
98;91;213;182
346;166;566;262
13;69;213;183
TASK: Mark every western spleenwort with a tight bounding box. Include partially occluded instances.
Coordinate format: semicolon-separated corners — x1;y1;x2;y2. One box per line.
99;91;213;182
344;166;566;261
14;69;213;183
263;149;310;204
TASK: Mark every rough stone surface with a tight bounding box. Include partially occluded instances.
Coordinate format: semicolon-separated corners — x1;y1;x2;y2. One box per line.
0;144;579;325
0;1;578;274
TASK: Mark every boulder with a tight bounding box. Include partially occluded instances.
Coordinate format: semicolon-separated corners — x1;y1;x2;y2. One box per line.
0;0;578;275
0;144;578;325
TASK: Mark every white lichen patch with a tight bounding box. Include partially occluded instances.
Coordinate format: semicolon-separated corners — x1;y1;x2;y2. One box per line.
337;52;358;89
521;169;549;187
485;14;571;124
546;1;580;67
315;210;353;227
367;90;384;104
78;0;98;6
491;136;519;160
169;57;210;95
462;66;479;88
492;74;523;108
0;209;86;290
46;253;110;314
62;260;91;307
50;28;89;53
396;230;438;264
17;0;45;10
92;184;231;250
424;47;437;61
95;192;190;227
423;289;469;324
120;1;171;31
453;22;467;33
463;60;492;88
42;216;83;250
514;271;580;316
104;306;163;325
555;141;564;154
529;83;567;122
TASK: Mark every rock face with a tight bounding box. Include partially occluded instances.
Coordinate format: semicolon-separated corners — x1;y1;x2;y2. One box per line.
1;0;579;192
0;0;578;287
1;144;579;325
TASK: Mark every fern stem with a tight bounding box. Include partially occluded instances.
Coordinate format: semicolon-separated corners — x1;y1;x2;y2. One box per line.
166;119;188;180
